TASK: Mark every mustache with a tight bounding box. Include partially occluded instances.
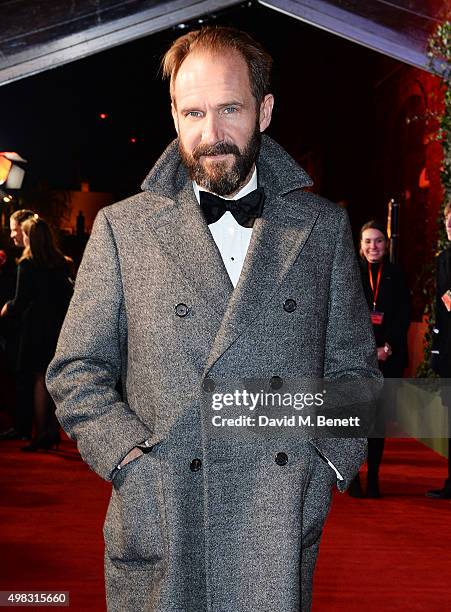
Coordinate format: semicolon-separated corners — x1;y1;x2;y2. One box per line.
192;141;241;160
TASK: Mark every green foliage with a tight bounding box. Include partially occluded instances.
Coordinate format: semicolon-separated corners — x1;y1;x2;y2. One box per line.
417;21;451;377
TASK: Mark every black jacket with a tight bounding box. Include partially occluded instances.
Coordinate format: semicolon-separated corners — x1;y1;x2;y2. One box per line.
6;258;73;372
432;246;451;377
359;258;411;377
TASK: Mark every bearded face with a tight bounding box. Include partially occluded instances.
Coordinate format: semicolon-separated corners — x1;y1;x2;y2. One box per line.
170;49;273;198
179;121;261;196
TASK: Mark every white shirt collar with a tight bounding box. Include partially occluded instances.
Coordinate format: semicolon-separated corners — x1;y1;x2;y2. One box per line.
193;166;258;204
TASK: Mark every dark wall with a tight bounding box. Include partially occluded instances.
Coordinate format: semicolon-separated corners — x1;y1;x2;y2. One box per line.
0;4;387;207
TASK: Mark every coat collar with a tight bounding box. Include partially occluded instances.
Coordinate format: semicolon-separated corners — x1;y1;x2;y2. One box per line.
140;135;313;221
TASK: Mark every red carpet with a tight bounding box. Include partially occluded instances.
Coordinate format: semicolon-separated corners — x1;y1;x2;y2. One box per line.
0;436;109;611
313;439;451;612
0;437;449;611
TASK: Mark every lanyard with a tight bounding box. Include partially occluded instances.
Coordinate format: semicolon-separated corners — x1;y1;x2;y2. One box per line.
368;262;383;311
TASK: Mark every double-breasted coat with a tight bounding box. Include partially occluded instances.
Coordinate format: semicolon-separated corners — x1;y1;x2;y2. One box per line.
47;136;380;612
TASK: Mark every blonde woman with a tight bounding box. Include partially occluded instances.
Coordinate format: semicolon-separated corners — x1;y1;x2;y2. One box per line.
1;216;73;451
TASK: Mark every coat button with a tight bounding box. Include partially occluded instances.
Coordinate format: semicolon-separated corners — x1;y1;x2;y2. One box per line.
175;303;190;317
275;452;288;466
202;377;215;392
283;298;297;313
269;375;283;390
190;458;202;472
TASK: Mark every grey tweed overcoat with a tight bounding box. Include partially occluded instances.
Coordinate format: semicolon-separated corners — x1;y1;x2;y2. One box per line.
47;135;380;612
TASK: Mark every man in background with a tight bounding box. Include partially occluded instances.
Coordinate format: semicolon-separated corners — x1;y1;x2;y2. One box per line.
428;201;451;499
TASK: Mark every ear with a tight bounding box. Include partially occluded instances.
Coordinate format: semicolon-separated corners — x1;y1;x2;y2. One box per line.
259;94;274;132
171;102;179;136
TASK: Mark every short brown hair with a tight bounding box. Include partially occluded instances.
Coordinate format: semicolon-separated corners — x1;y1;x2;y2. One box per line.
162;26;272;107
359;220;388;243
10;209;35;224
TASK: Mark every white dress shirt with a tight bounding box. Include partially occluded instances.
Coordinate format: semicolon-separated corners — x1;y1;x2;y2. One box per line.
193;167;257;288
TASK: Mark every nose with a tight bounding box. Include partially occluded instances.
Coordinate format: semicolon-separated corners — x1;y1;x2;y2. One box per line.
202;113;223;146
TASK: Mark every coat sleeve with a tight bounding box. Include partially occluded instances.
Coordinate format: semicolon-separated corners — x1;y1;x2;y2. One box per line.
311;208;382;492
46;210;152;481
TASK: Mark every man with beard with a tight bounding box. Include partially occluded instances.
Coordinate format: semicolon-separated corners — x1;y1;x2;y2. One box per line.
47;27;380;612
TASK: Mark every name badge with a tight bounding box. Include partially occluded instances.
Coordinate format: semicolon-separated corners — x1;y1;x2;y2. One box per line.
441;290;451;312
370;311;384;325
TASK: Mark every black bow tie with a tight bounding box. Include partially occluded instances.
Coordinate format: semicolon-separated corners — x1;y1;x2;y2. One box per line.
199;188;265;227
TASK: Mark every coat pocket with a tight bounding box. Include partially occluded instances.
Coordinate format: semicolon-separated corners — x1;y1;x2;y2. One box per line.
103;451;168;567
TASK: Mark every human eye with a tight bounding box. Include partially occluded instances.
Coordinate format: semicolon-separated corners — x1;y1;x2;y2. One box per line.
185;111;202;118
223;106;238;115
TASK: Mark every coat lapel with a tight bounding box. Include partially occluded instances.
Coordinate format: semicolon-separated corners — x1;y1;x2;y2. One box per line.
141;139;233;329
149;180;233;326
204;198;319;374
155;185;233;323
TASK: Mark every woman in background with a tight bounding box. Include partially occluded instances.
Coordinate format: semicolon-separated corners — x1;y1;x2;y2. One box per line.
1;215;73;451
350;220;411;497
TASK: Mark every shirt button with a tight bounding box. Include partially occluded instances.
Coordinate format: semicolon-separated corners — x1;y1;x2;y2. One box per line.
275;452;288;466
190;458;202;472
175;303;190;317
283;299;297;313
